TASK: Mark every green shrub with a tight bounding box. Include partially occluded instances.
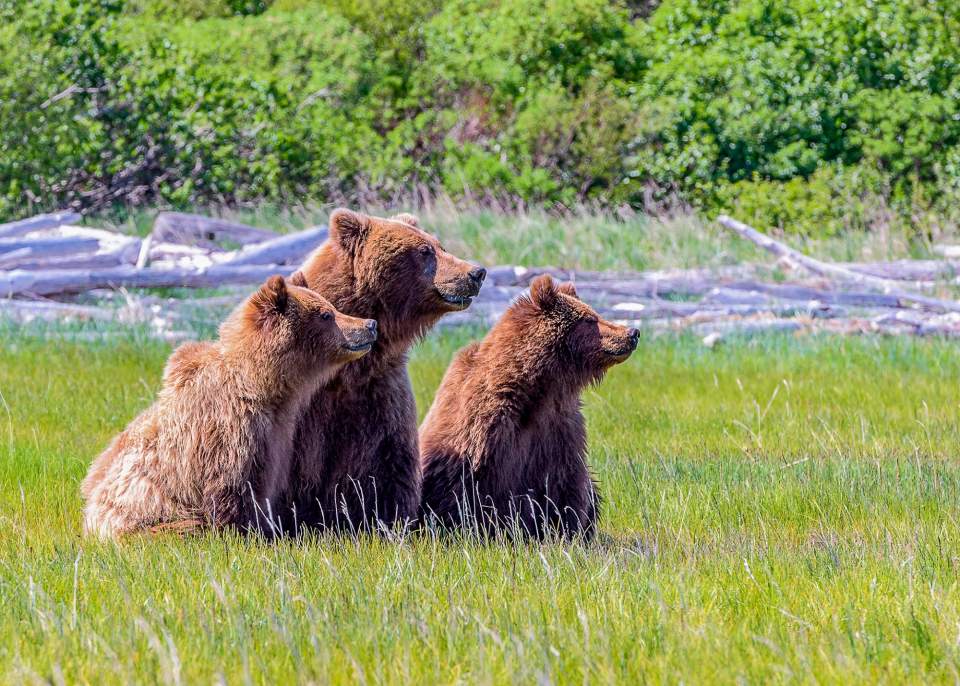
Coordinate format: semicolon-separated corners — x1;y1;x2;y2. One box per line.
630;0;960;211
0;0;127;217
2;0;960;239
420;0;644;201
124;0;271;19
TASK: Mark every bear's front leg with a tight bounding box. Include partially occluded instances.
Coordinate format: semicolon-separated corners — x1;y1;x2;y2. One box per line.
202;481;265;535
549;470;599;541
364;432;422;532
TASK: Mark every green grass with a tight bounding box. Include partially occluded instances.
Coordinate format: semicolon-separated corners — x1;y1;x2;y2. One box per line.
91;203;943;274
2;330;960;683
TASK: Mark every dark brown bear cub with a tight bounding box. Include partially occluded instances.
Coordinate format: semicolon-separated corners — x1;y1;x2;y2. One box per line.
82;275;377;539
418;274;639;540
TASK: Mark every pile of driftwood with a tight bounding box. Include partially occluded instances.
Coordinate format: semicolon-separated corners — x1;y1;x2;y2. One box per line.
4;210;960;344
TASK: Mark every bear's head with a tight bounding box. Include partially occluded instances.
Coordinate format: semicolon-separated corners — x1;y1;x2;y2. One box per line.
221;275;379;376
319;208;485;323
517;274;639;386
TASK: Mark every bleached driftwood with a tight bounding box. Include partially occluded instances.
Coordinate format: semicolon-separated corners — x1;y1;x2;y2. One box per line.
0;211;82;239
717;215;960;314
226;226;329;266
145;242;232;270
493;259;960;290
7;208;960;343
0;264;295;297
844;259;960;282
718;215;912;289
0;250;135;272
152;213;276;247
0;298;118;322
0;249;34;270
0;235;100;258
0;233;140;270
136;234;152;269
487;264;761;288
30;224;131;244
933;245;960;259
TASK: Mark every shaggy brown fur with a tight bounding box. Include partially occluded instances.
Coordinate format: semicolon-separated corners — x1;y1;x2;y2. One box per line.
284;209;485;532
81;275;378;539
418;275;639;540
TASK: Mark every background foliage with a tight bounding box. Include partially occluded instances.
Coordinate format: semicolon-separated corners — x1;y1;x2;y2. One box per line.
2;0;959;236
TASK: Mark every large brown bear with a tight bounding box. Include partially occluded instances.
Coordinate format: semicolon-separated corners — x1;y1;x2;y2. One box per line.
81;275;377;539
418;274;639;540
285;209;485;532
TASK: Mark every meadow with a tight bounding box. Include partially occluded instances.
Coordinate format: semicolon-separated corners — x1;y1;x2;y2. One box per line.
2;327;960;684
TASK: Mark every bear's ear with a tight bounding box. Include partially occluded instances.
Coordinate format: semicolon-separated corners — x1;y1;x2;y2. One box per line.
529;274;559;311
252;275;288;323
557;281;579;300
390;212;420;228
329;208;369;253
289;270;308;288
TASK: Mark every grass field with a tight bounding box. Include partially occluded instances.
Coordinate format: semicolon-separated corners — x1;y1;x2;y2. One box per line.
2;328;960;684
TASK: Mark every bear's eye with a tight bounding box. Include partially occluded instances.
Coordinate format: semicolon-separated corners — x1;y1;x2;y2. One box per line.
583;316;599;325
419;244;434;257
321;311;332;321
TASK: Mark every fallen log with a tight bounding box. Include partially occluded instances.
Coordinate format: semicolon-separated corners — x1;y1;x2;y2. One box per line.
152;213;276;248
32;224;132;244
0;298;118;322
0;263;295;297
0;237;141;271
489;264;761;288
844;259;960;282
0;236;100;258
0;250;136;272
717;215;960;313
574;278;714;299
718;215;922;290
0;249;33;270
136;234;152;269
691;318;805;338
146;241;225;270
933;245;960;259
227;226;329;266
721;281;905;309
0;211;82;239
491;260;960;290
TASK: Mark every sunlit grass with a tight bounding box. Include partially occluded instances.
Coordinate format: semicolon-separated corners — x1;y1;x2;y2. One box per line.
2;330;960;683
90;202;938;273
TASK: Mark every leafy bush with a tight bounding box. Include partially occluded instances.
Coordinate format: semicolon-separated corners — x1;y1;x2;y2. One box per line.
2;0;960;238
631;0;960;224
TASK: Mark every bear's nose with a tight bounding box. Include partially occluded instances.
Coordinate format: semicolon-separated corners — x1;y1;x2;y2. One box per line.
469;266;487;285
366;319;378;336
628;328;640;346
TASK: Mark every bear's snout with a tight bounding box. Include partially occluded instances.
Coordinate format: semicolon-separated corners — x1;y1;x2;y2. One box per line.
434;257;486;311
468;266;487;289
341;318;378;353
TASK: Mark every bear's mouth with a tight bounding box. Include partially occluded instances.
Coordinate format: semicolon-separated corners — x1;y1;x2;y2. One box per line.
343;341;374;353
435;289;473;310
603;344;636;360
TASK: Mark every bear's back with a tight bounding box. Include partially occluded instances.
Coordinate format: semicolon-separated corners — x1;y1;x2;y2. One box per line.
163;341;220;390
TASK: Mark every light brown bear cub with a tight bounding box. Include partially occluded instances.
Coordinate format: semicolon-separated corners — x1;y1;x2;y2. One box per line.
81;274;377;539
